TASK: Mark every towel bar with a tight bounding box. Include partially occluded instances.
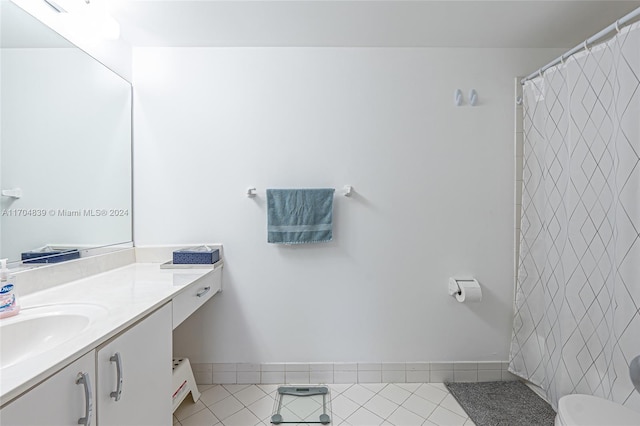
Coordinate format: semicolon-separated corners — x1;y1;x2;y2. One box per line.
247;186;354;197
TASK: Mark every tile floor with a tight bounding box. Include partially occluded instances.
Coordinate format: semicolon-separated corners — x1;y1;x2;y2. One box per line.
174;383;476;426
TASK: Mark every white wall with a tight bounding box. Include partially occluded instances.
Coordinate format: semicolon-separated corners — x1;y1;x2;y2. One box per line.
134;47;562;363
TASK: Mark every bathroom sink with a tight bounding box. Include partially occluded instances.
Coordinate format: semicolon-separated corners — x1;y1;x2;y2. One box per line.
0;303;108;369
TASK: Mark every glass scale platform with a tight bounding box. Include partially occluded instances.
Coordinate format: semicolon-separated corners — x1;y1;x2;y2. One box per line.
271;386;331;424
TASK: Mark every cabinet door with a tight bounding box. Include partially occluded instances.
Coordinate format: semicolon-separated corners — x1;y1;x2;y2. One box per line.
0;351;96;426
96;303;172;426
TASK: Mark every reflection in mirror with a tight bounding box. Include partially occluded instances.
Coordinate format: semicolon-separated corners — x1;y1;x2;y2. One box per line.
0;0;132;266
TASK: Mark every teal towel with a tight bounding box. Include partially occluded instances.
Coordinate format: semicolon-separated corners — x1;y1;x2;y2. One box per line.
267;188;335;244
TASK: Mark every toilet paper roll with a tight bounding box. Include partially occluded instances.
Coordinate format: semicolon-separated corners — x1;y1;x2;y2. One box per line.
455;280;482;303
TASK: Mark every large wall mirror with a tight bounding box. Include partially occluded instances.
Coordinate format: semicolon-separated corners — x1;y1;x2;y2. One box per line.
0;0;132;266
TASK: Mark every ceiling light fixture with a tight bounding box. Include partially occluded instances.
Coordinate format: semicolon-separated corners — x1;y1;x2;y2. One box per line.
43;0;67;13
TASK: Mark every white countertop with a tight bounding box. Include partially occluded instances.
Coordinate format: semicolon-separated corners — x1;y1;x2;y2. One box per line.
0;262;219;407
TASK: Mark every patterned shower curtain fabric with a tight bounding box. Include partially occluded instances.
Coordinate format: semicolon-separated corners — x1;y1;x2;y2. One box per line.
509;21;640;412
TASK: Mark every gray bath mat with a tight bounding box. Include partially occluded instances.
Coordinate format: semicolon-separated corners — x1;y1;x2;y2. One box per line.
445;381;556;426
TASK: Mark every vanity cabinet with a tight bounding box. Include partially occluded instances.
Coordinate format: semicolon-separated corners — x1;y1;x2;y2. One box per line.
0;303;172;426
0;351;96;426
97;303;172;426
0;262;221;426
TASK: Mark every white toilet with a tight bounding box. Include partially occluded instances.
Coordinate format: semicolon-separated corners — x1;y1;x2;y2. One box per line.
555;394;640;426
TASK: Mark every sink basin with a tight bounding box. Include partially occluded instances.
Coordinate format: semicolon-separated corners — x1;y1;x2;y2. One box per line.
0;303;108;369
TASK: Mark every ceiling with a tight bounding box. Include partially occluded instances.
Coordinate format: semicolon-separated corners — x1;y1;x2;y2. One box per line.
1;0;73;48
108;0;640;48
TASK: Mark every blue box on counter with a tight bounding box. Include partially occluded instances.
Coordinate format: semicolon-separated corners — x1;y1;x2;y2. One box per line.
22;247;80;264
173;246;220;264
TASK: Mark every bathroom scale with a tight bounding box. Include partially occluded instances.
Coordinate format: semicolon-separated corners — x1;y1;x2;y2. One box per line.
271;386;331;424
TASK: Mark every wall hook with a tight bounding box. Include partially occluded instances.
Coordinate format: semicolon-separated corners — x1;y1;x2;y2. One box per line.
1;188;22;199
454;89;463;106
469;89;478;106
246;187;257;197
343;185;353;197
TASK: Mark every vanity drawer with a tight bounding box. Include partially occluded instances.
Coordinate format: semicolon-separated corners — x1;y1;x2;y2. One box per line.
172;267;221;329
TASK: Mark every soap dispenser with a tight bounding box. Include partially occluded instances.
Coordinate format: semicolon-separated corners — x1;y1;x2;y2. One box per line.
0;258;19;318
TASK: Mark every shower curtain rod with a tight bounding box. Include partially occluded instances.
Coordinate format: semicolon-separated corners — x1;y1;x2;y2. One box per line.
521;6;640;84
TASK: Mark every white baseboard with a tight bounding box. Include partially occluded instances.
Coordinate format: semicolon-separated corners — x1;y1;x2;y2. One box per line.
186;361;520;385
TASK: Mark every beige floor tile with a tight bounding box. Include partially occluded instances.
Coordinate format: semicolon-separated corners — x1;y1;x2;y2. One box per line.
208;395;243;421
221;407;261;426
180;408;219;426
386;406;425;426
345;407;385;426
200;385;232;407
175;399;207;421
428;405;467;426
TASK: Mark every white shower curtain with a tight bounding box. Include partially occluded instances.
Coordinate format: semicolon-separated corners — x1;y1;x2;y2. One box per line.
510;21;640;412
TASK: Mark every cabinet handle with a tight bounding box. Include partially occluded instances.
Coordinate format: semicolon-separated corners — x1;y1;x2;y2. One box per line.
76;372;93;426
196;286;211;298
109;352;124;401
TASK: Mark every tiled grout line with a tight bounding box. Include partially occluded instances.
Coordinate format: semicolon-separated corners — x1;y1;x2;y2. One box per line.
375;383;466;425
175;382;473;426
378;385;430;421
349;386;468;426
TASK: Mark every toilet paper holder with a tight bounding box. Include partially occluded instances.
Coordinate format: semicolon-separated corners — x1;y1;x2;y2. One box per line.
448;277;479;297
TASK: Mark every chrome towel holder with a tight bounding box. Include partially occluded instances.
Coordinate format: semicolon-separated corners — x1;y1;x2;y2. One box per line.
247;185;353;198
